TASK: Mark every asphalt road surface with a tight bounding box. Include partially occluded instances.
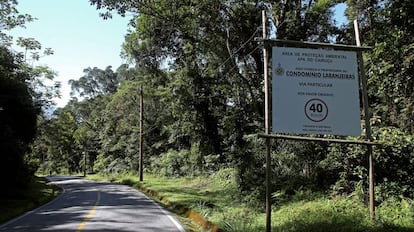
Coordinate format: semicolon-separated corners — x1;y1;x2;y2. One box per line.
0;176;186;232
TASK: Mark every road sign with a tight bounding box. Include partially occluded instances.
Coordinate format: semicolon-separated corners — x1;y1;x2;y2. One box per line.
272;47;361;136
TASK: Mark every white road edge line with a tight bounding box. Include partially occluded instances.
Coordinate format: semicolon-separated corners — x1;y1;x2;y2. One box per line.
140;190;186;232
166;214;187;232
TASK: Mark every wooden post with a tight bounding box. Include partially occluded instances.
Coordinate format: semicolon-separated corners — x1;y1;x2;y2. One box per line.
354;19;375;221
139;86;144;182
263;10;272;232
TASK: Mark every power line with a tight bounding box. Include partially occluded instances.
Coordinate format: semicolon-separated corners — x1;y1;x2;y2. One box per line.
223;45;261;78
195;44;262;100
215;28;260;73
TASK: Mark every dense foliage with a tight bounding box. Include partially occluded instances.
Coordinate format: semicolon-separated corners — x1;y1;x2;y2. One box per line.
0;47;37;194
1;0;58;195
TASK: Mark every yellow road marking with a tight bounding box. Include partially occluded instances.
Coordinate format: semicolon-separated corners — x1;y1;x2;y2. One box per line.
76;191;100;232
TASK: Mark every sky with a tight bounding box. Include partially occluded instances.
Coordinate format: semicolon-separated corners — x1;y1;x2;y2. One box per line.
10;0;132;107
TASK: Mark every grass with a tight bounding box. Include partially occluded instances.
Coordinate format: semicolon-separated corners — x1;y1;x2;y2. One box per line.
87;170;414;232
0;176;61;224
89;172;220;206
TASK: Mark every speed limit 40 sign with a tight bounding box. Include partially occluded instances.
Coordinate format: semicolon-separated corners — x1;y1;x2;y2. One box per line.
304;98;328;122
272;47;361;136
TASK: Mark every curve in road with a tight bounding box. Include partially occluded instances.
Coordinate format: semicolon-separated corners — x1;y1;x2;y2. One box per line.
0;176;186;232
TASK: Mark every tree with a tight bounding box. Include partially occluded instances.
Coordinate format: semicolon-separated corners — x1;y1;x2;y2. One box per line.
97;81;142;172
1;0;61;185
271;0;341;42
69;66;120;99
0;46;38;195
1;0;58;110
0;0;35;45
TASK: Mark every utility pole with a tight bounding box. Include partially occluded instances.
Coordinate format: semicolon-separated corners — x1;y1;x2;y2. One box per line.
139;86;144;181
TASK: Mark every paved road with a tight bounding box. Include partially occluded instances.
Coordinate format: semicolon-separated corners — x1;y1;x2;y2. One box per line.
0;176;185;232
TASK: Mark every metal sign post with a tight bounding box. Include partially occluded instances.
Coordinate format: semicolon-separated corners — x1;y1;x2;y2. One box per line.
354;19;375;221
262;10;272;232
259;11;376;230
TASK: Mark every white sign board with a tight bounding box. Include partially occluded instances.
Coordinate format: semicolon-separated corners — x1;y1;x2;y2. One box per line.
272;47;361;136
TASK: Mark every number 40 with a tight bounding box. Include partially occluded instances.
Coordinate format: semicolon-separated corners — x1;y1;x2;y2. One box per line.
309;103;323;113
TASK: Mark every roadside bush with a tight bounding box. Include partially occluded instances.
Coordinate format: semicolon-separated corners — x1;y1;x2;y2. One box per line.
374;127;414;200
318;126;414;202
220;208;258;232
377;197;414;228
271;197;370;232
149;149;198;177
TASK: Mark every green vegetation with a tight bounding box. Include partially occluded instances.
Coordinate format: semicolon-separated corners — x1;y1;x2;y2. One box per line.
1;0;59;196
2;1;413;231
87;171;414;232
0;176;61;224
